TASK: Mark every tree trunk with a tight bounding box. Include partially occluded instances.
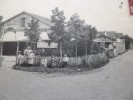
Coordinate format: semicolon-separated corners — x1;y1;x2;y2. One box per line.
85;41;88;56
60;42;62;57
85;45;87;56
33;42;37;54
76;40;77;58
34;43;35;53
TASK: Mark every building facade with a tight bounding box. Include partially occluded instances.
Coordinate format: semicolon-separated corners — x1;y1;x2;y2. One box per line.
0;11;57;55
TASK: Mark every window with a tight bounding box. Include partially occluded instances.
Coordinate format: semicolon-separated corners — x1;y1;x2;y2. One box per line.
20;18;26;27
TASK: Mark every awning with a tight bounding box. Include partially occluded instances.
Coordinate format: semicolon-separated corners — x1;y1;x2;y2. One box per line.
0;31;28;42
0;31;50;42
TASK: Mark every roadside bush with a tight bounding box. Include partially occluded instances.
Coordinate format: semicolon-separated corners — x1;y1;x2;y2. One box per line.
81;53;109;69
91;42;105;54
68;57;82;68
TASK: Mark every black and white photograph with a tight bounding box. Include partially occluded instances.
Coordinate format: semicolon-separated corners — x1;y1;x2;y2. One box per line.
0;0;133;100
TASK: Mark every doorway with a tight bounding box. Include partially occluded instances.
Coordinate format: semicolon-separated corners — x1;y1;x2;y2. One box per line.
19;42;26;55
3;42;17;55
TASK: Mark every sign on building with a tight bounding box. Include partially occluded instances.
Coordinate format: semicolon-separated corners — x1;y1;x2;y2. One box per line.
37;42;58;48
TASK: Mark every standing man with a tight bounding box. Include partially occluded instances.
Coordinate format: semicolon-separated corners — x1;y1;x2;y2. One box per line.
16;51;22;66
51;55;56;68
24;46;31;56
62;54;69;68
113;45;118;56
28;50;35;66
24;46;31;65
108;43;114;58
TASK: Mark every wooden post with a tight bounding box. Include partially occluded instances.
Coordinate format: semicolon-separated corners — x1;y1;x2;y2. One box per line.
16;41;19;54
1;42;3;55
85;41;87;56
1;29;4;55
16;41;19;64
16;41;19;62
60;42;62;58
76;40;77;58
26;41;28;46
85;45;87;56
34;42;36;54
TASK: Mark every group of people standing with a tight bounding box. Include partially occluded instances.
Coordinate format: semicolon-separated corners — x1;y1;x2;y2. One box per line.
16;46;35;66
24;46;35;66
16;46;69;68
105;43;118;58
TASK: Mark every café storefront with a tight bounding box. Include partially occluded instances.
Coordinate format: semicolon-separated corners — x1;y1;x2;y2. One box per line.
0;31;29;55
0;31;58;56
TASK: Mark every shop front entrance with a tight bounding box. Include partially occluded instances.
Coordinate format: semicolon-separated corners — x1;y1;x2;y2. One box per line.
2;42;27;55
3;42;17;55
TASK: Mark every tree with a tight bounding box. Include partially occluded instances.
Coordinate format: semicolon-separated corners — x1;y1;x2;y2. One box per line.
81;25;92;55
87;26;97;54
66;13;85;57
49;7;66;57
67;13;84;40
24;18;41;50
91;42;105;54
66;13;98;56
123;35;133;50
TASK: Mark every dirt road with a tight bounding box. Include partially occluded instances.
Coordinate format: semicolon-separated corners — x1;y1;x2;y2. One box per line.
0;51;133;100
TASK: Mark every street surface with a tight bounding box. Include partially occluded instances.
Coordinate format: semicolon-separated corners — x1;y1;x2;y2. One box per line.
0;51;133;100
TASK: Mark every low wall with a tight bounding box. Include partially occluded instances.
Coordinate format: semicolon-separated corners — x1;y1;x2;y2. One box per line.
114;42;125;54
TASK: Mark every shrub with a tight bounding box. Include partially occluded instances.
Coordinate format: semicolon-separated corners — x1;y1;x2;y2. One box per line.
68;57;82;68
81;53;109;69
15;52;109;70
91;42;105;54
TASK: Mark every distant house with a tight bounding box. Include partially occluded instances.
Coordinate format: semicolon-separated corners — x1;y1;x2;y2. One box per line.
93;34;113;48
93;31;125;54
0;11;57;55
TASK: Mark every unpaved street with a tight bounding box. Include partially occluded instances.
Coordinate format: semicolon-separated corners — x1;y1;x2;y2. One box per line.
0;51;133;100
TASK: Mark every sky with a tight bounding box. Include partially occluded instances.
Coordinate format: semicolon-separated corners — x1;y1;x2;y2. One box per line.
0;0;133;37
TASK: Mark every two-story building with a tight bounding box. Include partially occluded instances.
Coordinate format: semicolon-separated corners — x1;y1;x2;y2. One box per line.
0;11;58;55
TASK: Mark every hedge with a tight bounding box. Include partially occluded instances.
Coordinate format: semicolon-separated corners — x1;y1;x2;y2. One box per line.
16;52;109;69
